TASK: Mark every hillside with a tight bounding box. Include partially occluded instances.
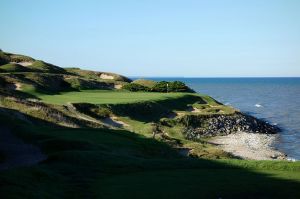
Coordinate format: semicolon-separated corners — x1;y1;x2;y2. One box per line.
0;51;131;94
0;51;299;198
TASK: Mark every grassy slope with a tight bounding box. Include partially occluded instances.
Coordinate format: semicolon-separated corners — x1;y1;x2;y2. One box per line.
0;114;300;199
0;93;298;198
0;89;299;198
1;51;299;198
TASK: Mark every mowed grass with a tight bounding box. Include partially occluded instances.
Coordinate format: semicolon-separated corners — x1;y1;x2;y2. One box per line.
31;90;192;105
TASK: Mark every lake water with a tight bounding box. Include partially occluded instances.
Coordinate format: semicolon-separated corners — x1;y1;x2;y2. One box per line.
137;77;300;160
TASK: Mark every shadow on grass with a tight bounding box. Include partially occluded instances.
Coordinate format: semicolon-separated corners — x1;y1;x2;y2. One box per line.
0;108;299;198
104;94;206;122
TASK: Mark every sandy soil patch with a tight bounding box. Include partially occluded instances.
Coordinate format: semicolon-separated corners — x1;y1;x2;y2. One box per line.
101;116;129;128
100;74;114;80
14;83;22;90
10;61;33;66
114;84;123;89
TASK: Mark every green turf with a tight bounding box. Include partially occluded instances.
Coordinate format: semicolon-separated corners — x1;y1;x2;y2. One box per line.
31;90;192;105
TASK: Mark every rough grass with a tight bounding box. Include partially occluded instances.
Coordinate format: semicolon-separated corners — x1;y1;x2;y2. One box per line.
133;79;157;88
65;68;131;82
0;52;11;65
0;114;300;199
0;52;65;74
8;53;35;63
29;61;66;73
0;63;30;72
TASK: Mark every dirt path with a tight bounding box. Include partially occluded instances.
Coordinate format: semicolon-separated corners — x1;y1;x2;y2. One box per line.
0;127;46;170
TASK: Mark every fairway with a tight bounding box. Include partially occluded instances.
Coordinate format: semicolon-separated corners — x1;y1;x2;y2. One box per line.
34;90;189;105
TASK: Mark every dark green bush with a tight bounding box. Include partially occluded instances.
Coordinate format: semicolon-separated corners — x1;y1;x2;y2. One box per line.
123;81;193;93
152;81;194;93
90;106;111;118
73;103;111;119
122;83;149;92
151;81;169;92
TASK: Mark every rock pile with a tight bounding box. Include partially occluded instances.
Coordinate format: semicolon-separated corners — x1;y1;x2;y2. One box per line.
179;113;280;140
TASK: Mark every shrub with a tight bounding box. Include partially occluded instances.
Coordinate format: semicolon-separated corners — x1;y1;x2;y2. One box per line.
152;81;169;92
169;81;192;92
122;83;149;92
152;81;194;93
91;106;111;118
73;103;111;119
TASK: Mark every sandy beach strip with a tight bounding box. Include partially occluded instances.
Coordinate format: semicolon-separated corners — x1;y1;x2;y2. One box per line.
209;131;286;160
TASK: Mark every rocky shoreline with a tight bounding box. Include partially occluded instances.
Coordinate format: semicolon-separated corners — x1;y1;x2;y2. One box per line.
180;112;280;140
177;112;286;160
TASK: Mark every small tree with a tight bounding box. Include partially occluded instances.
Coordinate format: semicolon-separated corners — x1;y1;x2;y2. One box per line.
122;83;149;92
152;81;169;92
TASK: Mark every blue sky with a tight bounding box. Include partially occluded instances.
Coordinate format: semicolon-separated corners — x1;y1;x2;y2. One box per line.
1;0;299;77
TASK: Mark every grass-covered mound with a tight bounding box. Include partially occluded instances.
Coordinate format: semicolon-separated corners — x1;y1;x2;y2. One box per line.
0;51;66;74
133;79;156;88
0;63;31;72
29;60;66;73
0;51;133;94
65;67;131;83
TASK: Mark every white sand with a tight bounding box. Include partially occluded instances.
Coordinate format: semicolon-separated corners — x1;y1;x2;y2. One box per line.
10;61;33;66
100;74;114;80
101;116;129;128
210;131;286;160
114;84;123;89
